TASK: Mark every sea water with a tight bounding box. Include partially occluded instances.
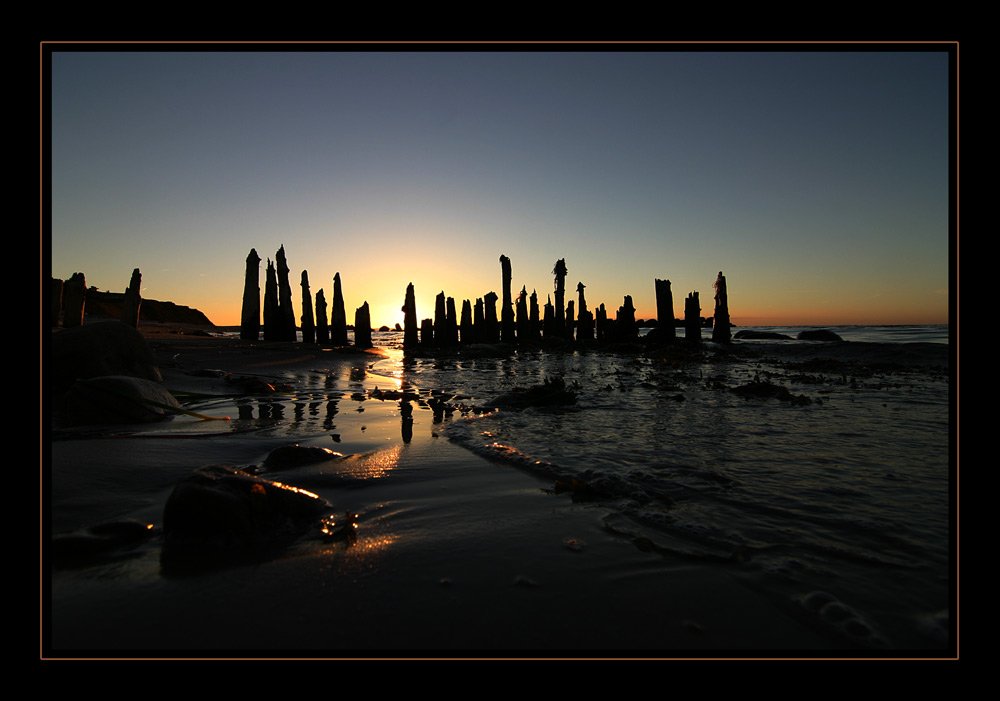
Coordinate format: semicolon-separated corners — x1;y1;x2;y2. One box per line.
363;324;952;650
107;324;953;650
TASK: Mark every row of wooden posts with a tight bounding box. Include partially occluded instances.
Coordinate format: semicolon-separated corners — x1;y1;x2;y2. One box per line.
51;269;144;329
240;246;732;348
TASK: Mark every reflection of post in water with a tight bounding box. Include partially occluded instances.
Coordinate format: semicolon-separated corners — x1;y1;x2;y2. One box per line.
400;398;413;443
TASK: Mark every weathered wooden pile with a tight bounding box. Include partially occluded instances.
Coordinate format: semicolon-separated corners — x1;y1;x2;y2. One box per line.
239;247;732;351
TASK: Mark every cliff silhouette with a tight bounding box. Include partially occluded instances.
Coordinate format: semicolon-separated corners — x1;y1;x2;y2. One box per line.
83;289;213;326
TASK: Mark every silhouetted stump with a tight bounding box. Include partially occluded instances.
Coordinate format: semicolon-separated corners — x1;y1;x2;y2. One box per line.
276;245;296;342
655;279;675;341
420;318;434;346
331;272;348;345
500;255;515;344
685;291;701;344
576;282;593;341
445;296;459;346
516;286;529;342
484;291;499;343
474;298;486;343
433;292;447;348
300;270;315;345
63;272;87;328
596;303;607;342
315;289;329;344
263;259;278;341
529;290;541;342
616;295;637;341
122;268;142;329
565;300;576;340
553;259;567;336
460;299;473;344
712;271;731;344
354;302;372;349
543;295;554;338
240;249;261;341
402;282;419;349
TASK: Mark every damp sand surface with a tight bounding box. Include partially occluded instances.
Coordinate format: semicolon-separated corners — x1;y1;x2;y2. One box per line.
46;324;953;656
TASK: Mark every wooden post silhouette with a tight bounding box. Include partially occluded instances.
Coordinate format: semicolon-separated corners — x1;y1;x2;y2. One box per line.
655;278;675;340
595;303;607;342
529;290;541;342
62;272;86;327
565;300;575;340
516;286;529;342
276;245;296;342
460;299;473;344
445;296;459;346
500;255;515;344
474;298;485;343
553;259;567;336
577;282;594;341
263;259;278;341
685;291;701;344
421;318;434;346
315;289;329;344
712;271;731;344
354;302;372;349
484;291;499;343
122;268;142;329
543;295;554;338
617;295;636;341
300;270;315;344
241;249;261;340
402;282;419;349
331;272;348;345
434;292;446;347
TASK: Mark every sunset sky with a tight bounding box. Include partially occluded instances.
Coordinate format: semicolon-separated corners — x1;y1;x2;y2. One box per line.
47;46;953;329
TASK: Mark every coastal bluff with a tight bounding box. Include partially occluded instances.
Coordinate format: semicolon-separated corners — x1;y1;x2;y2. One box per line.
71;288;213;326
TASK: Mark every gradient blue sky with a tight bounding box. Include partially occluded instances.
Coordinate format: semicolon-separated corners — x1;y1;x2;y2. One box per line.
48;47;952;328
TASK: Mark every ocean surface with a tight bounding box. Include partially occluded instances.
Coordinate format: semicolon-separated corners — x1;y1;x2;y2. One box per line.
57;324;953;651
363;324;953;650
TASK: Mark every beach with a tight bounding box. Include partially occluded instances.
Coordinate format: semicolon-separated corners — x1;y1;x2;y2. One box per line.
45;322;953;657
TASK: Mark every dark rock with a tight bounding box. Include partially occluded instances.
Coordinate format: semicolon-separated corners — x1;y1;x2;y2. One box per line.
51;321;162;397
797;329;844;342
162;464;331;561
262;444;345;470
734;330;794;340
59;375;182;425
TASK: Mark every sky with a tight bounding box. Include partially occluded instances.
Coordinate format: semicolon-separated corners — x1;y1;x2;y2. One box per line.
47;46;953;329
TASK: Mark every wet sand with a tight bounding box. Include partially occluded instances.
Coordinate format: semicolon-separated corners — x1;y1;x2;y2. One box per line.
45;323;951;657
